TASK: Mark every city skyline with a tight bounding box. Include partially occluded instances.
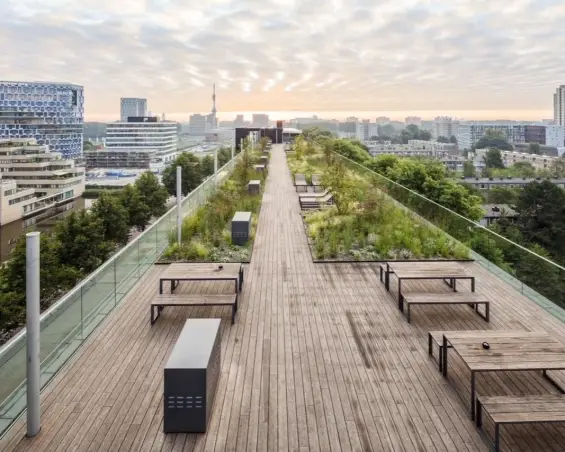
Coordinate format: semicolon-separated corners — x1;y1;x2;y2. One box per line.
2;0;564;119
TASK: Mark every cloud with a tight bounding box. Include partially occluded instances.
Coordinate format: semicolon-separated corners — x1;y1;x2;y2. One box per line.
1;0;564;118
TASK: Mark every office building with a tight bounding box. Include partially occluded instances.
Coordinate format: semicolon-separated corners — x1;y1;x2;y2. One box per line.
252;114;269;128
120;98;147;121
189;114;207;136
457;123;565;149
95;116;178;169
376;116;391;125
554;85;565;126
0;81;84;159
0;138;85;226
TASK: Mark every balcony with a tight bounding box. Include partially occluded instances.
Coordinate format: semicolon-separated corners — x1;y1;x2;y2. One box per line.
1;145;565;450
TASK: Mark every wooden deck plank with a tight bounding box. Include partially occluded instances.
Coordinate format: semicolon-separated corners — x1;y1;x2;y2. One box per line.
4;144;565;451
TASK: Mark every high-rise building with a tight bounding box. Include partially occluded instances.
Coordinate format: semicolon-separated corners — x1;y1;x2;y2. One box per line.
376;116;391;125
252;114;269;128
189;114;207;136
0;138;85;226
405;116;422;126
0;81;84;159
234;115;246;128
101;116;178;167
120;98;147;121
434;116;454;139
554;86;565;127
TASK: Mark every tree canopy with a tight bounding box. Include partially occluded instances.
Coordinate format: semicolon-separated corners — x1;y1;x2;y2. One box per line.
162;152;203;196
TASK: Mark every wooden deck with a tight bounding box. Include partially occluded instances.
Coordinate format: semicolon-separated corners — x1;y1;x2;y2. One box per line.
2;145;565;451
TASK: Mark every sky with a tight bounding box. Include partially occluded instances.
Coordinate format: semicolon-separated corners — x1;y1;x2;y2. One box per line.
1;0;564;121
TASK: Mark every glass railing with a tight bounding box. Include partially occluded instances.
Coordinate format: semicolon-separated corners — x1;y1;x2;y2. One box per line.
333;152;565;321
0;155;240;437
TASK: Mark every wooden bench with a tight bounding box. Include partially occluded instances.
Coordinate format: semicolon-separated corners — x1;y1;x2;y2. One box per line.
476;395;565;451
151;294;238;325
299;192;333;210
403;292;490;323
428;331;453;372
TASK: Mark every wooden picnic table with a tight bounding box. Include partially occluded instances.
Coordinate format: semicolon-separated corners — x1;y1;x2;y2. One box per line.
441;330;565;420
385;261;475;310
159;262;243;295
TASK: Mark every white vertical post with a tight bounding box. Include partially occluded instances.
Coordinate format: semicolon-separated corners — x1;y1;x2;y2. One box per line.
176;166;182;244
231;142;234;160
214;147;218;186
240;138;244;153
26;231;40;437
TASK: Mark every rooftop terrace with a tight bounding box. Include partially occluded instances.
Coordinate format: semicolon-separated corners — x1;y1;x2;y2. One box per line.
2;145;565;451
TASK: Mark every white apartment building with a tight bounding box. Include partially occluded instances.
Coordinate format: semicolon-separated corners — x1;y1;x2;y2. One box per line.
434;116;456;139
0;138;85;226
472;148;559;170
457;123;565;149
405;116;422;126
105;117;178;165
189;114;207;136
554;85;565;126
355;121;378;141
120;98;147;121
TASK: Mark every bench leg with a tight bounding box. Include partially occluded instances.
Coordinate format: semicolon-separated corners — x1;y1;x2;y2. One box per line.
494;424;500;452
406;303;411;323
380;266;383;283
475;399;483;427
150;305;157;325
471;371;476;421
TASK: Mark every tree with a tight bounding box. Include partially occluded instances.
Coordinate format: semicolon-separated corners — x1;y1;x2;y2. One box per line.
486;187;520;204
419;130;432;141
134;171;169;218
436;136;450;143
200;155;215;178
450;135;458;144
83;141;96;151
514;180;565;260
90;192;130;245
550;157;565;177
377;124;396;138
474;129;513;151
120;185;152;232
463;160;476;177
54;210;111;273
217;147;232;167
483;148;505;169
162;152;203;196
511;161;537;178
320;160;358;214
528;143;541;155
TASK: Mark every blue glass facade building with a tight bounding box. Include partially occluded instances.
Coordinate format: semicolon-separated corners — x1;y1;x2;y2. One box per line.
0;81;84;159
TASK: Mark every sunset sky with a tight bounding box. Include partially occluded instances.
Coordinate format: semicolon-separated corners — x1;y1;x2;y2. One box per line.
1;0;564;121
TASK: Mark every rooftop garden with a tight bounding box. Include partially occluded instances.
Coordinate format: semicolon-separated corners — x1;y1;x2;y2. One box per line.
160;140;267;263
288;137;470;261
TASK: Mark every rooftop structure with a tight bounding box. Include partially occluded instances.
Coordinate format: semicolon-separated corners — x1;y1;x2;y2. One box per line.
120;98;147;121
2;146;565;451
0;81;84;159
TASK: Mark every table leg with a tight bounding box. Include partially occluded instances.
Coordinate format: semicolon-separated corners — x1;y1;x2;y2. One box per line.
452;278;457;292
471;371;476;420
159;279;163;295
385;264;390;291
471;277;475;292
442;335;448;378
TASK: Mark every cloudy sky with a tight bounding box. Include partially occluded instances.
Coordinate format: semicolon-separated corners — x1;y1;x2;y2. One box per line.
1;0;564;121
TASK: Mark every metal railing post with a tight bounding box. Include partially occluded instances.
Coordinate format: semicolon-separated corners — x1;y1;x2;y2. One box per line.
176;165;182;244
26;231;41;437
